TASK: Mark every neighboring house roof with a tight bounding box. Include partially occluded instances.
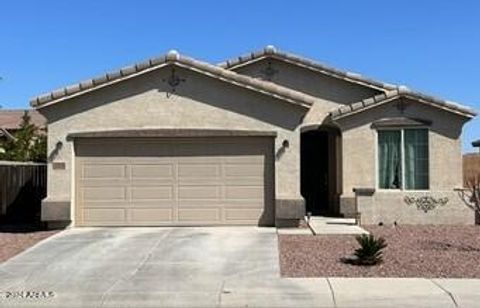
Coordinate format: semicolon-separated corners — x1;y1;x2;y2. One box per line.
330;87;477;120
0;109;46;130
473;139;480;147
30;50;320;110
218;45;397;92
0;127;15;140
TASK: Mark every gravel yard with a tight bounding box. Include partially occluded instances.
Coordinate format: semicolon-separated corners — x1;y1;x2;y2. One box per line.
279;225;480;278
0;225;59;263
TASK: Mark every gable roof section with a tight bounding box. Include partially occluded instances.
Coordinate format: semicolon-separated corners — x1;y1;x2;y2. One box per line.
330;87;477;120
219;45;397;92
30;50;319;110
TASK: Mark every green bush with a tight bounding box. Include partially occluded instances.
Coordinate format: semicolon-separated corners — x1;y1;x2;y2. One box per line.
342;234;387;266
353;234;387;265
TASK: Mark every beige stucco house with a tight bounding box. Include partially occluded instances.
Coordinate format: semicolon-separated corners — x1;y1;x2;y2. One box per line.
31;46;477;228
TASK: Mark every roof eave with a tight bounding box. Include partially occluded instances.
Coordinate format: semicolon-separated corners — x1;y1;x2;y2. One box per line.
31;62;171;109
330;93;477;121
220;47;396;92
31;52;314;110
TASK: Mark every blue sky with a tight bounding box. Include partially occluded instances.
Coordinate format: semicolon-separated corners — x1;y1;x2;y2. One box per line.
1;0;479;151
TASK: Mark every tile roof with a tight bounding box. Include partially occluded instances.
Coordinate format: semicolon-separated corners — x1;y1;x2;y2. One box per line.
218;45;397;91
330;87;477;120
0;109;46;130
30;50;321;109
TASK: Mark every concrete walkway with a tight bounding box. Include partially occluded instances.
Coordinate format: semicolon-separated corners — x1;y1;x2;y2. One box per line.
308;216;368;235
0;227;479;307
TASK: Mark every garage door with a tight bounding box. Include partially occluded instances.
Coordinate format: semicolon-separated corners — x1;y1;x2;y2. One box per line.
75;137;274;226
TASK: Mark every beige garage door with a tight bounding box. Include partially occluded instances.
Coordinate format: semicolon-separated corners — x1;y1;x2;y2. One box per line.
75;137;274;226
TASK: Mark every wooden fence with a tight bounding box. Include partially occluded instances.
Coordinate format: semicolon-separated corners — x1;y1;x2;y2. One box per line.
463;153;480;185
0;161;47;223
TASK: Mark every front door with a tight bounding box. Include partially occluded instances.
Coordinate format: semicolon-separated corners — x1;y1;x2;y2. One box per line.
301;130;330;215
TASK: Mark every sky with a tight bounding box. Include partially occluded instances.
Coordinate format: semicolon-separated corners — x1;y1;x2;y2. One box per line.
0;0;479;152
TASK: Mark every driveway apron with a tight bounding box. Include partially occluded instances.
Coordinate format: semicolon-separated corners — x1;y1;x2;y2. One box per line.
0;227;331;307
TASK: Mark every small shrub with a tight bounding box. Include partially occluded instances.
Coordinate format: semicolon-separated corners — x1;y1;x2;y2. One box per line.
342;234;387;266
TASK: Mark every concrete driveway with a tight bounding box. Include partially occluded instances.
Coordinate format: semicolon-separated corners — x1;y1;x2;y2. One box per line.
0;227;329;308
2;227;478;308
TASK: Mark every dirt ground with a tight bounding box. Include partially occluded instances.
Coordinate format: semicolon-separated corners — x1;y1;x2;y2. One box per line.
279;225;480;278
0;224;59;263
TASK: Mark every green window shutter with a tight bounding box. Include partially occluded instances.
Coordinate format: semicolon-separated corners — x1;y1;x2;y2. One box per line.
378;130;402;189
404;129;429;190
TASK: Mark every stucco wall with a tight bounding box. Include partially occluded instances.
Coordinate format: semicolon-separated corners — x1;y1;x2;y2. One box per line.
39;66;310;222
357;191;474;225
336;98;473;224
233;58;382;106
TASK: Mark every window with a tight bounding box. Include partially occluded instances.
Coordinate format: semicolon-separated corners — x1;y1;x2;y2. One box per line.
378;129;429;190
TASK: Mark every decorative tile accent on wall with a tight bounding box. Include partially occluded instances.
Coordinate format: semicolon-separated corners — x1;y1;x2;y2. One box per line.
404;195;449;213
162;67;186;96
260;61;278;81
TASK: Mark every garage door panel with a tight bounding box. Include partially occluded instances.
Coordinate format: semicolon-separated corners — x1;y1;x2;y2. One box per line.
178;185;221;200
222;201;264;208
224;156;264;164
83;187;127;201
223;178;264;186
177;209;220;222
225;209;264;221
82;164;127;179
130;180;176;188
178;164;220;178
76;137;274;226
79;201;131;208
83;208;126;222
225;186;263;200
128;209;173;222
79;180;131;188
131;186;174;201
224;164;263;177
131;164;174;179
129;202;175;209
177;200;223;207
177;179;224;186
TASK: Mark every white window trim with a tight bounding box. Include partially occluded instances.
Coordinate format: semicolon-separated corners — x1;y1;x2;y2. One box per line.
375;127;430;192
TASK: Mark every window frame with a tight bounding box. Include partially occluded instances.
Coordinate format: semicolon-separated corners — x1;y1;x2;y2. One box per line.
375;127;430;192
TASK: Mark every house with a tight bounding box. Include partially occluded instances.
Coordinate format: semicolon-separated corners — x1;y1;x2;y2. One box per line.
463;153;480;185
0;109;46;141
30;46;477;228
0;109;46;154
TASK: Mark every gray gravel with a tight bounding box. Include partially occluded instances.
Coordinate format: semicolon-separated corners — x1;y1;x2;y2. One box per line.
279;225;480;278
0;226;58;263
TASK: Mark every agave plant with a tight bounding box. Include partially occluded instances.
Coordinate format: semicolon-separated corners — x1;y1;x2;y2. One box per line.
350;234;387;266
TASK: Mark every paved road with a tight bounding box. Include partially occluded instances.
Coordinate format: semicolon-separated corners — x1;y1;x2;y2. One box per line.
0;227;479;307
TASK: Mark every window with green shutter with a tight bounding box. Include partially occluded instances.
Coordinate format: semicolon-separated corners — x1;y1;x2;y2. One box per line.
404;129;429;190
378;130;402;189
377;128;429;190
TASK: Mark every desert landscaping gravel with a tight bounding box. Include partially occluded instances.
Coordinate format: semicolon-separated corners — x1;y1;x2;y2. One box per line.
279;225;480;278
0;226;58;263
